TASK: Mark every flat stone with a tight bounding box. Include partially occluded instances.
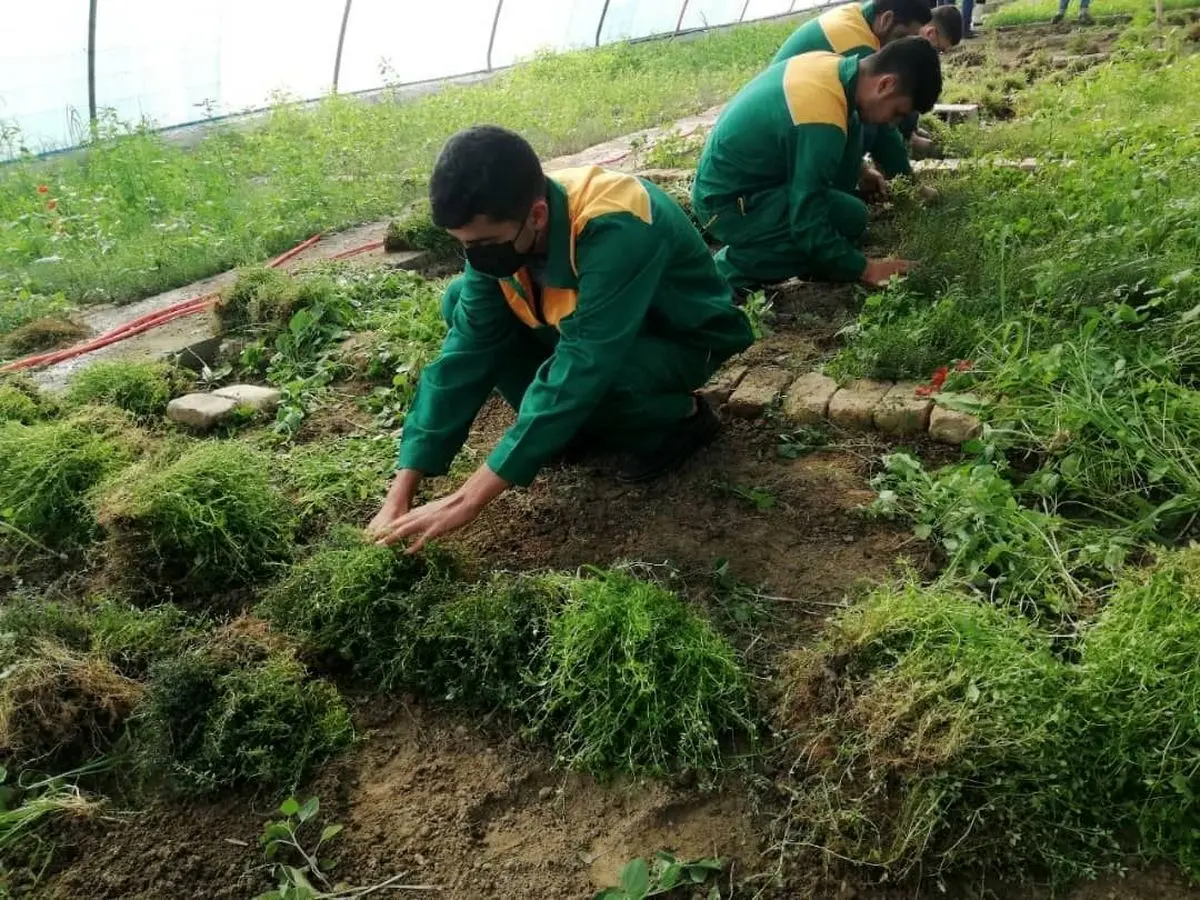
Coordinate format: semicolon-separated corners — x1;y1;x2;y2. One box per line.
874;382;933;436
827;379;892;430
929;406;983;445
167;393;238;430
932;103;980;124
782;372;839;425
175;336;222;372
213;383;282;412
698;365;748;406
726;367;793;418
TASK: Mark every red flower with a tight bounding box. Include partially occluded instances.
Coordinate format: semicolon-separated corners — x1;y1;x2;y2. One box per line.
914;365;949;397
36;184;48;193
47;199;57;211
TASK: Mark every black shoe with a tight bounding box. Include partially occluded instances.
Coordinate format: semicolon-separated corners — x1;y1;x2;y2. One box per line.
1051;12;1065;22
617;396;722;484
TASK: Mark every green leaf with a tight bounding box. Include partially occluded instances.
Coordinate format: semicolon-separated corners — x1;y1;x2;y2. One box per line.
298;796;320;824
319;823;343;844
593;890;624;900
657;862;681;890
620;857;650;899
280;798;300;817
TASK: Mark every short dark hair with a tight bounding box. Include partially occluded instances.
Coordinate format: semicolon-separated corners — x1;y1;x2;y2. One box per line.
875;0;934;26
932;5;963;44
865;35;943;113
429;126;546;229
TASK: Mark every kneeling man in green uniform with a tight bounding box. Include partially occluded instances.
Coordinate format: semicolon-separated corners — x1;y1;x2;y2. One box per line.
369;126;754;550
692;37;942;291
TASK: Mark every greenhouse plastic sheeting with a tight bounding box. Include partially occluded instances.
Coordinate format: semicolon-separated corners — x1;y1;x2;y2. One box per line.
0;0;823;159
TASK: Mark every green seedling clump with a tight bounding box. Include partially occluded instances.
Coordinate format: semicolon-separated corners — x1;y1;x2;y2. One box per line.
66;359;186;421
418;574;565;713
383;200;464;261
137;624;352;792
775;578;1110;886
0;376;54;425
96;441;295;600
534;570;755;776
215;267;299;334
0;412;142;552
257;531;457;688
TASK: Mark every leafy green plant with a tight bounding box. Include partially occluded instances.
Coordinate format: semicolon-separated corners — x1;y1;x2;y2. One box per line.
66;359;185;420
595;852;724;899
871;451;1129;614
777;424;829;459
533;570;756;776
254;795;425;900
96;441;296;600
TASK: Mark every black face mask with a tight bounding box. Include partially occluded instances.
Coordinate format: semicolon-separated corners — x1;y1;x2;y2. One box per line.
465;218;533;279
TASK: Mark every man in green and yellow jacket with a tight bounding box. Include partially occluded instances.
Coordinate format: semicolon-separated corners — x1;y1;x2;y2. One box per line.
773;1;963;179
772;0;934;181
368;126;753;550
692;37;942;291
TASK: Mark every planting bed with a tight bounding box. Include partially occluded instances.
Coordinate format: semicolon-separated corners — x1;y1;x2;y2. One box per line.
4;8;1200;900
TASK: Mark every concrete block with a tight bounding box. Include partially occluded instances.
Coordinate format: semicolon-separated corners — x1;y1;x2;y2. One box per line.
213;383;282;413
929;406;983;444
782;372;839;425
874;382;933;436
167;393;238;430
726;367;793;418
933;103;980;124
698;365;749;406
827;379;892;430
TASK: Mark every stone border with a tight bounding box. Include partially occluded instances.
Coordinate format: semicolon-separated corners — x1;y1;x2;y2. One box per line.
702;365;983;445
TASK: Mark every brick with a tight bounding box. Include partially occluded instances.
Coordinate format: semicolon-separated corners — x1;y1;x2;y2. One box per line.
932;103;980;124
827;379;892;430
698;365;748;406
725;367;793;418
167;393;238;430
929;406;983;445
782;372;839;425
874;382;933;436
214;383;282;412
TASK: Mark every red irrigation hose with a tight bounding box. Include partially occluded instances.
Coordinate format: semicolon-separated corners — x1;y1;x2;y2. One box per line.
2;232;332;374
330;239;384;261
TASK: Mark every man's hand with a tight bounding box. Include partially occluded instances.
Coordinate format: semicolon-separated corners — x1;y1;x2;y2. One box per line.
367;469;422;538
858;165;889;200
372;465;509;553
860;258;912;288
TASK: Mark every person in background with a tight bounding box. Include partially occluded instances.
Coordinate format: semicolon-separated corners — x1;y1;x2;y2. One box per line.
367;127;753;550
769;0;935;188
902;6;965;157
692;38;943;292
937;0;979;38
1052;0;1093;24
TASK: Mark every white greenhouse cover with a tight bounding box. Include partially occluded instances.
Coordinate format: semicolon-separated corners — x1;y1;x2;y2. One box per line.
0;0;819;159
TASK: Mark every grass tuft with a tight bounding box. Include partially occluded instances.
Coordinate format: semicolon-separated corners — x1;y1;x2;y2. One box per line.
215;268;299;334
0;412;142;553
0;317;88;358
383;200;462;262
96;441;296;600
533;570;755;777
66;359;186;421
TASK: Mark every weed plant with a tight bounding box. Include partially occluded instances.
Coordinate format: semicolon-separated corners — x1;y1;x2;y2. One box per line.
383;200;462;262
215;268;300;335
96;441;295;600
0;377;54;425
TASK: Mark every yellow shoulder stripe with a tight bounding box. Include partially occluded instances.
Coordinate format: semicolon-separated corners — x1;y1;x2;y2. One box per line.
782;53;850;132
819;3;879;55
549;166;653;274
